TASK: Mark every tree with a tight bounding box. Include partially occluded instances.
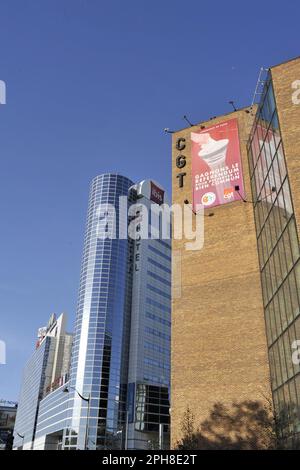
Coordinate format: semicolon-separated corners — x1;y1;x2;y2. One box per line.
176;406;198;450
175;399;283;450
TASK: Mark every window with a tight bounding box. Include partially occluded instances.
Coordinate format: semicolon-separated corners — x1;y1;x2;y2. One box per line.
248;74;300;446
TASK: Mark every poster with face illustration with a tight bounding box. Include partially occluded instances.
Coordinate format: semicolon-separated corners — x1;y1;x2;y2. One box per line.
191;118;245;210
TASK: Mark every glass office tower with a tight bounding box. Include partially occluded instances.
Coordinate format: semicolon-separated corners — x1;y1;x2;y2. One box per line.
13;313;72;450
126;180;171;449
64;175;171;450
15;174;171;450
248;72;300;447
62;175;171;450
13;337;56;449
64;174;134;450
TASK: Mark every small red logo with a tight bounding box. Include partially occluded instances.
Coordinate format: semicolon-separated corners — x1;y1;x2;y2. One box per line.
224;187;234;200
150;182;164;205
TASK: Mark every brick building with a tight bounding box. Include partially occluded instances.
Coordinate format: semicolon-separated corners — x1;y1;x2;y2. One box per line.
171;56;300;448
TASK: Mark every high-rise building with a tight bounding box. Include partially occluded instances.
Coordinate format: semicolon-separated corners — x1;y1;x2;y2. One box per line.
0;401;18;450
171;56;300;448
65;173;134;450
126;180;171;449
18;174;171;450
13;313;72;450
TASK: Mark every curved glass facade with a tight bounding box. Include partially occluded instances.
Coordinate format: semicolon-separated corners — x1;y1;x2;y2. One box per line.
15;174;171;450
248;74;300;447
65;173;134;449
34;383;70;449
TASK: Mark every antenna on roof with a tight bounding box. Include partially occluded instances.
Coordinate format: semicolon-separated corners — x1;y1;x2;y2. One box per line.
251;67;269;106
229;100;237;112
183;115;194;127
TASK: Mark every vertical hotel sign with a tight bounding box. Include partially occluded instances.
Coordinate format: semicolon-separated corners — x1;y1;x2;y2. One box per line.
150;181;164;205
191;118;244;210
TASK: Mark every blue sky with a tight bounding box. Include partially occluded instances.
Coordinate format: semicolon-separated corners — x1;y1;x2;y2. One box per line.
0;0;299;400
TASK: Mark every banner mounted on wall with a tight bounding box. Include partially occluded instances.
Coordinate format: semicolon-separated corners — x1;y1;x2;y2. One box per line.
191;118;245;210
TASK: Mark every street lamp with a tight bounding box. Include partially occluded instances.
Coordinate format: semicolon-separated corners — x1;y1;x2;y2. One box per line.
116;410;129;450
125;409;129;450
159;423;164;450
63;386;91;450
116;429;122;450
16;432;24;449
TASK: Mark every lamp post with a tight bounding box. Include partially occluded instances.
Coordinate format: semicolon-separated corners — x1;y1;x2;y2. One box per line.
159;423;164;450
116;429;122;449
16;432;24;449
116;410;129;450
125;410;129;450
63;386;91;450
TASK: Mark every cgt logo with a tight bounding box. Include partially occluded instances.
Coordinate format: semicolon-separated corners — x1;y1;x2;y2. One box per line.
0;80;6;105
224;187;234;200
150;182;164;205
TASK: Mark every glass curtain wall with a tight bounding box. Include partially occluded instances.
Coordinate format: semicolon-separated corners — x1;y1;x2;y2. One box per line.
247;73;300;447
65;174;133;450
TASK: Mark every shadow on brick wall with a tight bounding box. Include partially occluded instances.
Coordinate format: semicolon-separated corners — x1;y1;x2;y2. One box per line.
175;400;300;450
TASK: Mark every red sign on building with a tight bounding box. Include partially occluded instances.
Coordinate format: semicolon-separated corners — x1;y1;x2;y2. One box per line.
150;181;164;205
191;118;245;210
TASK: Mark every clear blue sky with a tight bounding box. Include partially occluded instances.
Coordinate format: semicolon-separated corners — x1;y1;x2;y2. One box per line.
0;0;299;401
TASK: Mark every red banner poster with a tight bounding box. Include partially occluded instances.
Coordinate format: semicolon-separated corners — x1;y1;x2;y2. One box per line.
191;118;245;210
